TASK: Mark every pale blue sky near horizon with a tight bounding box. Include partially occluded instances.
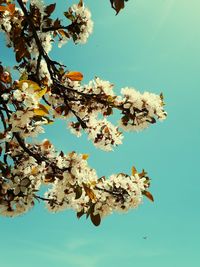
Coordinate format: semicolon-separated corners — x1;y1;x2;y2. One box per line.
1;0;200;266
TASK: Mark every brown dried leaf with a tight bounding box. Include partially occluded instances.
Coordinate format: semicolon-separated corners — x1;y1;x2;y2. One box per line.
90;212;101;226
131;166;137;176
45;3;56;16
143;191;154;202
83;184;96;201
0;71;11;83
58;29;70;38
78;0;83;7
110;0;125;15
77;209;84;219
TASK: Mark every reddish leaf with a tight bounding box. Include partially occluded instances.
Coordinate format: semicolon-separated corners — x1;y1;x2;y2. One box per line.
45;3;56;16
64;71;83;81
8;3;15;15
0;4;15;15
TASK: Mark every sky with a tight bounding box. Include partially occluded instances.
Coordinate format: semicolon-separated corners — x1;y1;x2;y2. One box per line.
1;0;200;266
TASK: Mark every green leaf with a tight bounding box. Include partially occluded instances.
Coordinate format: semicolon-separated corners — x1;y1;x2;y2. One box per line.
75;186;82;199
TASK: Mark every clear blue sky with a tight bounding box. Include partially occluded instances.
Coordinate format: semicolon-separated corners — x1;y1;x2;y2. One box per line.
1;0;200;266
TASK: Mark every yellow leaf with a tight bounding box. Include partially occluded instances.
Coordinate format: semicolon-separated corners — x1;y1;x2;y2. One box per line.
64;71;83;81
35;87;47;99
19;71;28;81
82;154;89;160
31;167;38;175
89;181;97;187
34;104;49;116
58;29;69;38
107;96;114;103
131;166;137;176
18;80;40;91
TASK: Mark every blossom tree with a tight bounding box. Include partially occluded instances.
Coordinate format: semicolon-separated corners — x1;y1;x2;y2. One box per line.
0;0;167;226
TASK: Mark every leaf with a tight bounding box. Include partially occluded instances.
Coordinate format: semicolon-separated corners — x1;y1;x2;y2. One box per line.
77;209;84;219
131;166;137;176
110;0;125;15
78;0;83;7
42;140;52;149
103;106;113;116
54;18;61;28
107;96;115;103
0;6;7;12
20;178;31;187
143;191;154;202
19;71;28;81
0;4;15;15
83;184;96;201
35;87;47;99
0;71;11;83
16;49;26;62
139;169;147;178
64;71;83;81
82;154;89;160
31;166;38;175
64;11;74;21
75;186;82;199
44;174;54;183
86;202;94;219
44;3;56;16
58;29;70;38
7;3;15;15
90;212;101;226
18;80;40;91
34;104;49;116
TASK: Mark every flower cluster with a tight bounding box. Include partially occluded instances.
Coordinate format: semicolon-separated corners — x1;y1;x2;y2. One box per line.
120;87;167;131
43;144;150;223
0;137;151;226
0;151;44;217
67;2;94;44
